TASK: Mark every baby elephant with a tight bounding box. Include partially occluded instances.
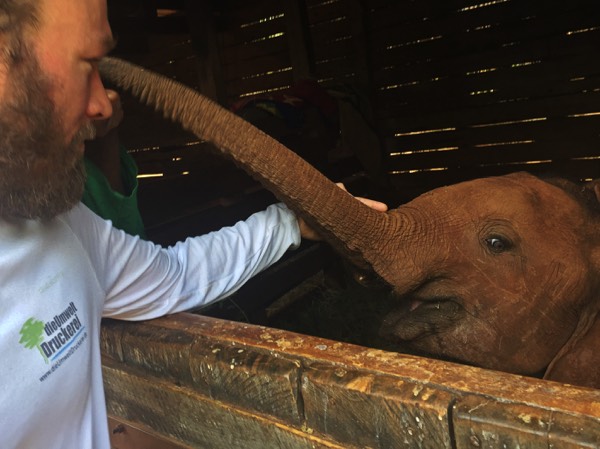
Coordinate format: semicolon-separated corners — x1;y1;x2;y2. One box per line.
376;174;600;389
100;57;599;389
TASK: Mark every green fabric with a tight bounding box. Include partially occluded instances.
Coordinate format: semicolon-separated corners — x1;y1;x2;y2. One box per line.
82;147;146;238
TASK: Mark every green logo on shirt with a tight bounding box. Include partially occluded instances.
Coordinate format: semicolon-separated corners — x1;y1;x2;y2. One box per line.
18;302;84;365
19;318;49;364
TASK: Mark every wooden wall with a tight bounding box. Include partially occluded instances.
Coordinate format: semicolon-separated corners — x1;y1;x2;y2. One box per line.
110;0;600;198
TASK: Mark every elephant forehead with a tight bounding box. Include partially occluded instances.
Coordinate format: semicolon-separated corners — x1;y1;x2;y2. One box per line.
424;173;585;227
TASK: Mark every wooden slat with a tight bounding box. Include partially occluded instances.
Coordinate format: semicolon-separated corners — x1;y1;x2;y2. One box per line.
311;33;356;62
453;396;600;449
378;88;600;128
373;42;600;99
368;0;599;59
387;160;600;192
313;54;358;80
218;10;287;48
385;114;600;156
306;0;350;25
374;69;599;125
365;0;467;26
101;314;600;448
219;0;285;34
219;32;288;66
224;68;293;100
302;363;454;448
103;360;352;449
308;15;354;48
108;416;192;449
221;48;292;83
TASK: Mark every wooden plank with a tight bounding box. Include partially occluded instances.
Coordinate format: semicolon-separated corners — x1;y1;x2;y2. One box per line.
224;68;294;101
218;12;287;48
108;416;193;449
306;0;351;26
102;314;600;448
311;35;356;62
302;363;454;448
365;0;467;26
102;314;600;415
385;114;600;157
387;159;600;192
368;1;600;62
314;54;359;81
218;0;285;34
373;63;600;121
103;360;354;449
220;35;287;66
308;15;354;48
377;89;600;129
221;49;292;82
187;336;303;425
453;396;600;449
372;45;600;99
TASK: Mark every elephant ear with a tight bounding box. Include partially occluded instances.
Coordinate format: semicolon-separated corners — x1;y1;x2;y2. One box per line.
588;179;600;206
543;180;600;388
543;307;600;389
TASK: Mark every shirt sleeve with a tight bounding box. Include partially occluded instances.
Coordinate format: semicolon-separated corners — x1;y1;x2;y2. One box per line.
65;202;301;320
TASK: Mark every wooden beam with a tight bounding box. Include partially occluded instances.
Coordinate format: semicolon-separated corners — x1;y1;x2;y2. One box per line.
283;0;315;81
183;0;226;103
101;314;600;448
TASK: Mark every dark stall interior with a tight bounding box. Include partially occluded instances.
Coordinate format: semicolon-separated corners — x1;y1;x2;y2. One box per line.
106;0;600;344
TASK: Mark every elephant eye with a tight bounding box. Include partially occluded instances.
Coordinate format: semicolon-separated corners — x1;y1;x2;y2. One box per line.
484;236;511;253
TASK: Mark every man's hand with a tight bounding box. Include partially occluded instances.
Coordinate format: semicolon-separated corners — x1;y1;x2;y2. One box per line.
298;183;388;241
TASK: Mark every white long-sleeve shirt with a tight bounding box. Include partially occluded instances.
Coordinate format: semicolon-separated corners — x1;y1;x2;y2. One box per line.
0;202;300;449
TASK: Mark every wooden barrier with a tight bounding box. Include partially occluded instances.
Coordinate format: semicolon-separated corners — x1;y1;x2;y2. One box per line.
101;313;600;448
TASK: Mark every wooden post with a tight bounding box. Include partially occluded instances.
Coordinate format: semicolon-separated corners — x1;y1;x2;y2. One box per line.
184;0;226;103
283;0;315;81
346;0;373;92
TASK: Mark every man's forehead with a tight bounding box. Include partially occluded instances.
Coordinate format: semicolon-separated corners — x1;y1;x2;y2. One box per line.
37;0;113;50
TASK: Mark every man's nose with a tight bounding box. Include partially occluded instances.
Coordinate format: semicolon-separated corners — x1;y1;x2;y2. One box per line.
87;71;113;121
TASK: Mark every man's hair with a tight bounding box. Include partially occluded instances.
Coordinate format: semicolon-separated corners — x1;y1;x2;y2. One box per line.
0;0;39;63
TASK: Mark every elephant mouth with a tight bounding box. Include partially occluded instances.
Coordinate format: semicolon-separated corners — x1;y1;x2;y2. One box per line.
378;287;465;342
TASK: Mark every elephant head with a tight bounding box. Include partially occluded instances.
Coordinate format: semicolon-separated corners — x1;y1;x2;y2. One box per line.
99;58;600;389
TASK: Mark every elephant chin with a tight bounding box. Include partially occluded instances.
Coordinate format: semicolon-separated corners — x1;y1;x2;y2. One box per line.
379;297;464;341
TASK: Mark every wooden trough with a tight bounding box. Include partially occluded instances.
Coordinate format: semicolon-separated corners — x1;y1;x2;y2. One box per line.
103;1;600;447
102;313;600;448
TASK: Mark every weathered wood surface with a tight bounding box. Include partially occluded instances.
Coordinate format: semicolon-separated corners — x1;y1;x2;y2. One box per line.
108;416;192;449
101;313;600;449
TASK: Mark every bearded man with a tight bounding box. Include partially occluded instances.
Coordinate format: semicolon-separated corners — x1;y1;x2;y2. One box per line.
0;1;387;447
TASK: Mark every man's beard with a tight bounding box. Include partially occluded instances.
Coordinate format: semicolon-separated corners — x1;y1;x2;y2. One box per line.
0;50;95;221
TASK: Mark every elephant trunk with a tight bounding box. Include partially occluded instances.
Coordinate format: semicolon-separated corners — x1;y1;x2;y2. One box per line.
98;57;418;288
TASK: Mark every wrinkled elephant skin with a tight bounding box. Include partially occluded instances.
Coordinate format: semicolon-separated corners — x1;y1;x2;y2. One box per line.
99;58;600;389
378;175;600;389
